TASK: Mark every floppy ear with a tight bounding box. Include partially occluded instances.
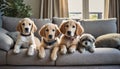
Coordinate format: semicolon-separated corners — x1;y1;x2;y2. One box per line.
16;20;22;32
59;20;67;34
55;25;61;37
31;21;37;33
75;22;84;35
39;25;46;37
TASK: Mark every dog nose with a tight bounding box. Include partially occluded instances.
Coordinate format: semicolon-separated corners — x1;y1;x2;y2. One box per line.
85;42;88;45
25;28;29;32
48;35;52;39
67;31;71;35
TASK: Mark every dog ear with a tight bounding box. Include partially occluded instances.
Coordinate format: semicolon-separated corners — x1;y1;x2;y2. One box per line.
39;25;46;37
55;25;61;37
75;22;84;35
31;20;37;33
16;19;23;32
59;20;67;34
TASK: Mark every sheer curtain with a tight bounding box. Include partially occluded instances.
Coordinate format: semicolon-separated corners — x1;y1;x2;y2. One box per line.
105;0;120;33
39;0;69;19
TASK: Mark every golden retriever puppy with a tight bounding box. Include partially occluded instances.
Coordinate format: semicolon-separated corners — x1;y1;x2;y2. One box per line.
59;20;84;54
38;23;60;60
13;18;40;56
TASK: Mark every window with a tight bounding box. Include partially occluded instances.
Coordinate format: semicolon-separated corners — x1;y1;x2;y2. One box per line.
68;0;104;19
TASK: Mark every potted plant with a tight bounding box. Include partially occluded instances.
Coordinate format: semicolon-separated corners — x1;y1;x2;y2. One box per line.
0;0;32;18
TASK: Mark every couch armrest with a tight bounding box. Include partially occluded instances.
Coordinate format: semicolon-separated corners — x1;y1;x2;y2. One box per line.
0;32;14;51
0;28;8;34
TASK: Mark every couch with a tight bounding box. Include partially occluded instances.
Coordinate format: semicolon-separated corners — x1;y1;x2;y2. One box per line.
0;16;120;69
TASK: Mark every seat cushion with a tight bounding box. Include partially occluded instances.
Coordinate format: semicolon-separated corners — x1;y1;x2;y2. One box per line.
7;49;55;65
56;48;120;65
95;33;120;49
0;32;14;51
0;50;6;65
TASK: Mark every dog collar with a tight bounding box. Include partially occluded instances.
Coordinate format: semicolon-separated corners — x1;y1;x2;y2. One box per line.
21;33;31;36
65;35;76;41
43;39;57;46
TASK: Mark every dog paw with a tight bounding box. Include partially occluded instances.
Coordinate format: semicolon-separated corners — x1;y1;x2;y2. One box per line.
60;48;67;55
28;48;34;56
13;48;20;54
39;53;45;59
89;48;95;53
69;48;76;53
51;54;57;61
78;48;85;53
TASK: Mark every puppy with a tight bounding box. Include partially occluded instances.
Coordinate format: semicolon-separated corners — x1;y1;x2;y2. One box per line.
77;33;95;53
59;20;84;54
13;18;40;56
38;23;60;60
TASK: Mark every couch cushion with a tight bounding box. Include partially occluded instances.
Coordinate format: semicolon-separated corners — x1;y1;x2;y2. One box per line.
0;28;8;33
56;48;120;65
2;16;22;32
95;33;120;48
0;50;6;65
33;19;52;40
0;13;2;27
0;32;14;51
7;49;55;65
80;18;117;38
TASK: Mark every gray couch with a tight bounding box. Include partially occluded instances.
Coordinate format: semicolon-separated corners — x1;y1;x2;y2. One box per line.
0;16;120;69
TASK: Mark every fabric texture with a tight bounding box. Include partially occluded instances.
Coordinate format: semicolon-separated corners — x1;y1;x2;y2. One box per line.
39;0;69;19
0;50;6;65
56;48;120;65
80;18;117;38
7;49;55;65
0;33;14;51
6;32;19;42
95;33;120;49
0;28;8;33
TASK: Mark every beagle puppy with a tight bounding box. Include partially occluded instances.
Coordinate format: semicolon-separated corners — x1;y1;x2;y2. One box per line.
38;23;60;61
13;18;40;56
59;20;84;54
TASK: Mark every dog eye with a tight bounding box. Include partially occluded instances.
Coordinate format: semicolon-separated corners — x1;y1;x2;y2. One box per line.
29;23;31;25
72;25;75;28
46;29;49;32
52;29;55;32
22;23;25;26
65;25;69;27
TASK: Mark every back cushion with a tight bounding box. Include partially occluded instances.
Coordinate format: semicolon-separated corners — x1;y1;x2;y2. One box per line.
2;16;52;39
80;18;117;38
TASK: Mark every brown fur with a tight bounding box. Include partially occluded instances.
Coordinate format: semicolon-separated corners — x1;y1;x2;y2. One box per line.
59;20;84;54
38;23;60;61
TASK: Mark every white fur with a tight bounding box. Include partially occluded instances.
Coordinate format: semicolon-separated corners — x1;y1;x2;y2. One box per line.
13;33;36;56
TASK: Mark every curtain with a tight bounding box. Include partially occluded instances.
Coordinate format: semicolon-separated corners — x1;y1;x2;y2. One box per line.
39;0;69;19
107;0;120;33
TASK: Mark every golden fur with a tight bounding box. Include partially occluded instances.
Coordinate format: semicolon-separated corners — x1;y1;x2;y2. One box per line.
13;18;40;56
59;20;84;54
38;23;60;61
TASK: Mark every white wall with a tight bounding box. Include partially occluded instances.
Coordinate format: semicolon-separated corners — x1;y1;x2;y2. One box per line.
24;0;40;18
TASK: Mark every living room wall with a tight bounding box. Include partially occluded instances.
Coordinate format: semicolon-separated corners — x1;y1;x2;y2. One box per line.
24;0;40;18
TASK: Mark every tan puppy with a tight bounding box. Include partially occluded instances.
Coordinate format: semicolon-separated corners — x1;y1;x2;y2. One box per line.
13;18;40;56
59;20;84;54
38;23;60;60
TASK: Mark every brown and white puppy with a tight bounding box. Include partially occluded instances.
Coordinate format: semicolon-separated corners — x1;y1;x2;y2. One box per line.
77;33;95;53
38;23;60;60
59;20;84;54
13;18;40;56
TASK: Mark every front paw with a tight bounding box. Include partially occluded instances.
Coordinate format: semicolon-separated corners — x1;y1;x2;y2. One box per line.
28;48;34;56
39;52;45;59
69;47;76;53
60;48;67;55
78;48;85;53
88;48;95;53
51;53;57;61
13;48;20;54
